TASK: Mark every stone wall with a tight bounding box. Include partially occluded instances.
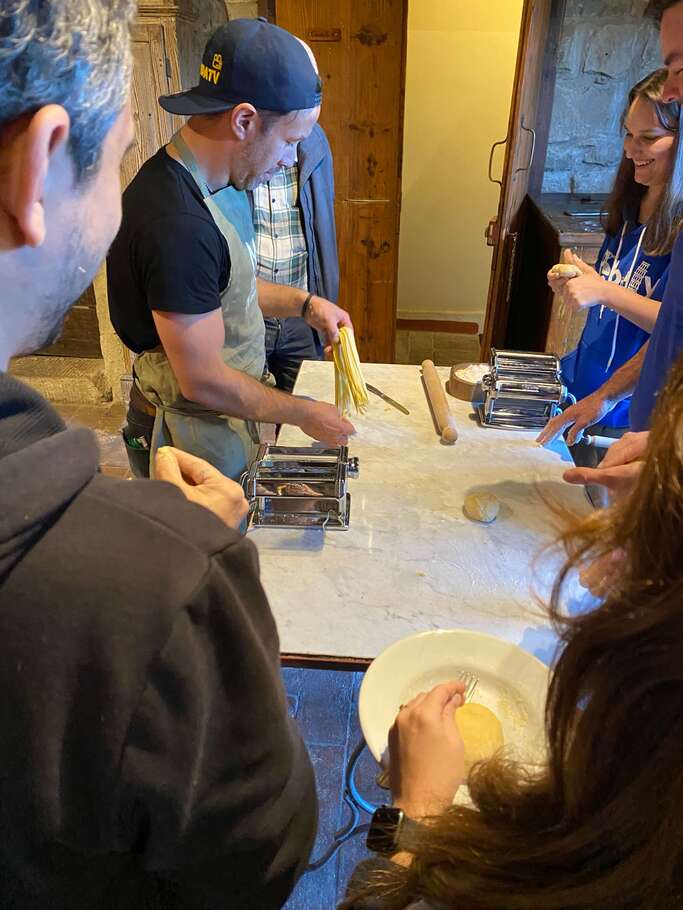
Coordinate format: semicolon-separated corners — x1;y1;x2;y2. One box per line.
542;0;661;193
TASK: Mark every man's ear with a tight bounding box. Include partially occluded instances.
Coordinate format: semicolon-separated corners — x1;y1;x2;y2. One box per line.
7;105;70;248
230;103;258;141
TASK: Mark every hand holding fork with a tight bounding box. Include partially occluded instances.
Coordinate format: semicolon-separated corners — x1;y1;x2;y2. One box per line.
376;671;478;791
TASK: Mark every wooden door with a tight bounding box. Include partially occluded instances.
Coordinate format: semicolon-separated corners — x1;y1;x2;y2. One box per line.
100;20;184;377
34;22;181;364
275;0;407;363
480;0;554;357
123;22;181;189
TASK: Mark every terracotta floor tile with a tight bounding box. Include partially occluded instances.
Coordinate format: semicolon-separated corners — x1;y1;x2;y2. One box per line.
55;402;129;474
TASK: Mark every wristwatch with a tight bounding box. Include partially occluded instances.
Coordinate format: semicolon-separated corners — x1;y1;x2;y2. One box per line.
300;292;313;320
366;805;413;855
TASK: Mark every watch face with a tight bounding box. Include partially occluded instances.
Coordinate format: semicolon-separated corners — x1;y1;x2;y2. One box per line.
366;806;405;854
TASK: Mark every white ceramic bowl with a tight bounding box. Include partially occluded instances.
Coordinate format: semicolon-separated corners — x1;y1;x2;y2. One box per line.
359;629;550;770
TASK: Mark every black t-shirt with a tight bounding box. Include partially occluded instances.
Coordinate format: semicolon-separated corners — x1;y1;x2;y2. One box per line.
107;148;231;354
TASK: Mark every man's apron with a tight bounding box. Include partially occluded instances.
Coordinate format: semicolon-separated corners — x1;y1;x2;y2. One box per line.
134;130;267;481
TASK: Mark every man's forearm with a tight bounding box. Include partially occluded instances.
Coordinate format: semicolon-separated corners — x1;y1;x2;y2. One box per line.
185;361;312;425
256;278;307;318
597;341;648;405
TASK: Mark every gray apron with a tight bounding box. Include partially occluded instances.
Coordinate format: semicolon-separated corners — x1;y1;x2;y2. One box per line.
134;130;267;481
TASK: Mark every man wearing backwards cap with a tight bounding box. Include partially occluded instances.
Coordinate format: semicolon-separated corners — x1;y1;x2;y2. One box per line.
107;19;355;480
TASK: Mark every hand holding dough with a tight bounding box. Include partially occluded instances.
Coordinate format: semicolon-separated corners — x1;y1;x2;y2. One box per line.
464;492;500;523
455;702;504;773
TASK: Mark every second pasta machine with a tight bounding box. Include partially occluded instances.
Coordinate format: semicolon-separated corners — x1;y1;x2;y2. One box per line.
477;348;570;430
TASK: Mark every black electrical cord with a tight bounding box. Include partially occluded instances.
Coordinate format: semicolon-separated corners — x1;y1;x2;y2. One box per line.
303;739;378;874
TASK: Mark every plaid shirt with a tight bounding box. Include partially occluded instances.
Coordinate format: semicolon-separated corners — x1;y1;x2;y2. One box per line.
253;165;309;290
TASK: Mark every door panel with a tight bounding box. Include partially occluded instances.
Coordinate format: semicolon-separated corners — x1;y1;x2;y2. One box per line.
275;0;407;363
122;23;178;190
112;22;180;373
35;22;181;362
480;0;552;357
337;201;400;354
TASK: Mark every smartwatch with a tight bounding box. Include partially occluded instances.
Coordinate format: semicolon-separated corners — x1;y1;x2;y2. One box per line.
366;805;409;855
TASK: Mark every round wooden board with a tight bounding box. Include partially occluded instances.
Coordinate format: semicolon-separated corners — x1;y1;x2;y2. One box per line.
447;362;487;401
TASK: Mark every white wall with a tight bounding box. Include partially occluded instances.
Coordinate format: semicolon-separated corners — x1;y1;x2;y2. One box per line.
397;1;523;326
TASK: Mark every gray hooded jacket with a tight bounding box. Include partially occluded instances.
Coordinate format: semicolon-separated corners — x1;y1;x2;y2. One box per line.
298;122;339;302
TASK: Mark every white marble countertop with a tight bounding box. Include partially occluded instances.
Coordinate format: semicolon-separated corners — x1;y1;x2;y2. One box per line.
250;362;589;664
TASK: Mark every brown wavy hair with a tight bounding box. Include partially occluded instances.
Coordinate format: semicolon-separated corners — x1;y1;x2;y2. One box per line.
341;356;683;910
603;68;683;255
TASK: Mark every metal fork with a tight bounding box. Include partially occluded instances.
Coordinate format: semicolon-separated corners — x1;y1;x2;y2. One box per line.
458;669;479;704
376;671;479;788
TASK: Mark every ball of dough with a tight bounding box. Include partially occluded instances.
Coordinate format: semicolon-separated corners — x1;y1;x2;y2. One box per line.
455;702;504;772
549;262;580;278
464;492;499;523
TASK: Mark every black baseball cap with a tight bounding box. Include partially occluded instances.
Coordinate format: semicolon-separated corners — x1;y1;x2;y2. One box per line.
159;18;322;116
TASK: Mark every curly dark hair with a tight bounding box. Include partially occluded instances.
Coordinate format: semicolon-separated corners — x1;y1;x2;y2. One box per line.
0;0;134;182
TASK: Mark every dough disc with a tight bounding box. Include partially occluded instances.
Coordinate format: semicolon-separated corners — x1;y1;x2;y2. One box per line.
455;702;504;772
549;262;580;278
464;492;499;523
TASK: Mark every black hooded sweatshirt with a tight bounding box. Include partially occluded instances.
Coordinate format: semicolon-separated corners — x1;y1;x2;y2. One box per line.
0;372;316;910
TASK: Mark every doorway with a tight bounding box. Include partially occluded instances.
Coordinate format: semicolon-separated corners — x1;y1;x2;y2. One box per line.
397;2;524;332
274;1;529;366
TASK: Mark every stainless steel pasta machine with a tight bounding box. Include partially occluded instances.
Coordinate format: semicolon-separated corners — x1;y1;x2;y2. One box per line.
241;444;359;530
476;348;570;430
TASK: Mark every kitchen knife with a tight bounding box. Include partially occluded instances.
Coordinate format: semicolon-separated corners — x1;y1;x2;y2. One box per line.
366;383;410;415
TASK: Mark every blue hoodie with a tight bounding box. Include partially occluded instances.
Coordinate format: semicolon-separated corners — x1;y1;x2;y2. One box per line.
630;230;683;429
560;220;669;428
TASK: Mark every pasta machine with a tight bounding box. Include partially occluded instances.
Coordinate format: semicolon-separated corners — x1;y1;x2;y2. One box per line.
476;349;570;430
241;444;359;530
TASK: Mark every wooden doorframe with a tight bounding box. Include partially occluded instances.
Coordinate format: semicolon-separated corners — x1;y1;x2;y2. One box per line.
480;0;566;357
391;0;409;362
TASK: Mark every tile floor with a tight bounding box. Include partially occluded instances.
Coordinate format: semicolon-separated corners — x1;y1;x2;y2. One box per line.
282;668;386;910
55;402;131;478
394;329;481;367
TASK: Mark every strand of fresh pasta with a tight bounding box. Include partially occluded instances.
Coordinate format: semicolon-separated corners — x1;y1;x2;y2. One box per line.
333;327;369;416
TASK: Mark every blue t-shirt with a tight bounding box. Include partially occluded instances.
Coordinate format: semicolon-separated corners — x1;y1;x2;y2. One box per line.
561;222;669;428
630;230;683;430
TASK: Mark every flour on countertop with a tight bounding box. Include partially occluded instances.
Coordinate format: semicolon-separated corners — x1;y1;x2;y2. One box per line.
455;363;489;384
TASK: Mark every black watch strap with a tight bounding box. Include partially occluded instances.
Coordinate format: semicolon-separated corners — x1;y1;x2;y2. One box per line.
366;806;415;855
301;292;313;319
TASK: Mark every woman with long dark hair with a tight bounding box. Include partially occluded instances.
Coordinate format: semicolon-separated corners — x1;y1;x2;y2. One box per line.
538;68;683;446
342;353;683;910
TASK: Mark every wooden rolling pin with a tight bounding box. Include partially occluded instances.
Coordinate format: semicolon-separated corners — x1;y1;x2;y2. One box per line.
421;359;458;444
